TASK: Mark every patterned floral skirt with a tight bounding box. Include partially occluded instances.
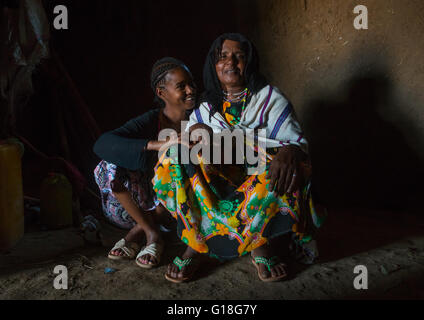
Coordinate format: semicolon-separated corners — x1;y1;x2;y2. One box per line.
152;151;326;261
94;160;159;229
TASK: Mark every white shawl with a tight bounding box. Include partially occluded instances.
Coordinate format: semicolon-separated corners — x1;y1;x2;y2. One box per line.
188;85;308;154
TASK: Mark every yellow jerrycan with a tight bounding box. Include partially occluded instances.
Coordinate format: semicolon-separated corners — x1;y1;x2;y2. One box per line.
40;172;73;229
0;141;25;252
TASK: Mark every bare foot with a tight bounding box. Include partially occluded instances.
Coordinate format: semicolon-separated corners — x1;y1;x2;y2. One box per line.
110;224;144;257
136;228;163;266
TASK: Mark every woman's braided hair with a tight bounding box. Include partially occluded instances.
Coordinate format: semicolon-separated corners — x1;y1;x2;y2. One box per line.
150;57;193;108
202;33;267;118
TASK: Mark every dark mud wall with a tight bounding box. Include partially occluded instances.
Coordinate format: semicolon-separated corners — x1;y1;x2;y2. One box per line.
243;0;424;211
19;0;245;194
44;0;243;132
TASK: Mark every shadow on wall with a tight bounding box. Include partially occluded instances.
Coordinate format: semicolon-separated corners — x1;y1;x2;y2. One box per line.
303;56;424;213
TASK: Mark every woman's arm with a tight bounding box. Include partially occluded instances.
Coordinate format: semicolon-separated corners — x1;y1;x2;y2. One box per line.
266;145;307;196
262;89;308;195
93;110;159;171
146;140;168;152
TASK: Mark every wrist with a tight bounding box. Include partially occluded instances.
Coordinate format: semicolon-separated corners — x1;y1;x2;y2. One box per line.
146;140;160;151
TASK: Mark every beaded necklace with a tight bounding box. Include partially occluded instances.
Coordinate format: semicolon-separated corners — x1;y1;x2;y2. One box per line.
223;88;247;102
222;88;250;126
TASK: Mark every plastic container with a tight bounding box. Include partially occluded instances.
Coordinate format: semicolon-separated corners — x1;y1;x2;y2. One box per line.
40;173;73;229
0;142;25;252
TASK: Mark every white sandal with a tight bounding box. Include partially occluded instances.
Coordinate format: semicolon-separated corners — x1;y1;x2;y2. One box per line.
108;238;140;260
135;242;164;269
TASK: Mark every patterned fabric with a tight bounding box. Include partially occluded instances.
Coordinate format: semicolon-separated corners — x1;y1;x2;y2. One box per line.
187;85;308;153
94;160;159;229
223;99;244;126
153;151;324;260
153;85;326;261
222;89;250;126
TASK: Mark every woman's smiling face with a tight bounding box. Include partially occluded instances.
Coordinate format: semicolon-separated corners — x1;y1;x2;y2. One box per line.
158;67;197;110
215;40;247;91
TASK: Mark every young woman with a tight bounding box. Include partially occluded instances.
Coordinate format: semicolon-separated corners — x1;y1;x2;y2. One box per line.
93;57;197;268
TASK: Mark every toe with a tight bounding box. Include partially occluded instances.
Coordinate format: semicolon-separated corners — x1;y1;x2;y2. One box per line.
172;266;179;279
178;267;185;279
260;265;270;279
270;267;278;278
148;254;156;265
166;265;171;276
170;266;177;277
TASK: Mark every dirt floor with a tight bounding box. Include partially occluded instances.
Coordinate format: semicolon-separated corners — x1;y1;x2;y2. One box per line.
1;208;423;300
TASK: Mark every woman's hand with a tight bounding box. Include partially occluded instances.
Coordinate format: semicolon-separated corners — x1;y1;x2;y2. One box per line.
266;145;305;196
189;123;214;146
148;132;198;162
147;139;174;152
147;133;183;152
146;140;165;152
148;124;215;152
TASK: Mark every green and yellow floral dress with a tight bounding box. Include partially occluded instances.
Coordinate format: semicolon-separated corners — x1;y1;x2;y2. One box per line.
152;97;325;261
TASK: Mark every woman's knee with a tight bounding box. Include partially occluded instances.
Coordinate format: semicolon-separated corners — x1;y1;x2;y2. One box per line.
111;179;127;195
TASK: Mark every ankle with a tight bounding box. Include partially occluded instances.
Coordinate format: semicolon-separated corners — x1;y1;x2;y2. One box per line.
145;229;161;243
182;246;198;259
124;228;143;243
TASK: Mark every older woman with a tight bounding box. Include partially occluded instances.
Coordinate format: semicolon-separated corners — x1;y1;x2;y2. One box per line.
153;33;325;283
